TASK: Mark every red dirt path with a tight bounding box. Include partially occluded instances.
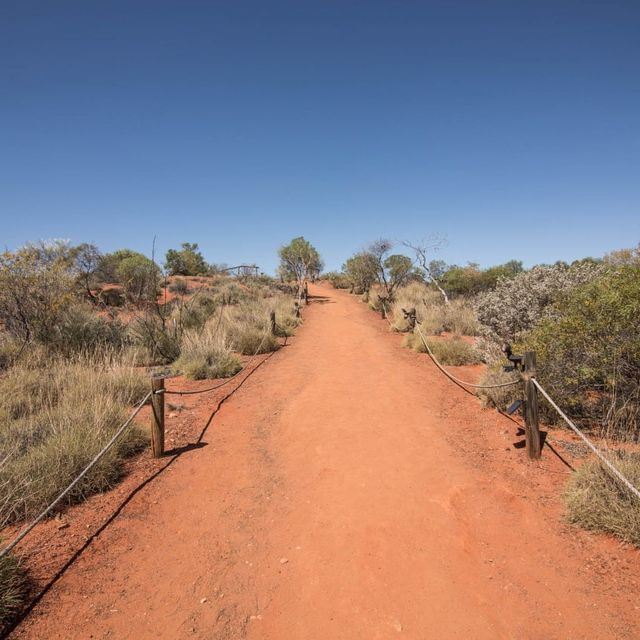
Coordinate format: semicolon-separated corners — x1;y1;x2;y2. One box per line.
10;282;640;639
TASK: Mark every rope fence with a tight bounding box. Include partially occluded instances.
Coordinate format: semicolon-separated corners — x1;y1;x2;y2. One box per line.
382;297;640;501
533;379;640;501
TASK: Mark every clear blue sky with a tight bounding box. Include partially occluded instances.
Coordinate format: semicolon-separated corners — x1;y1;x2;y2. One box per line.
1;1;639;274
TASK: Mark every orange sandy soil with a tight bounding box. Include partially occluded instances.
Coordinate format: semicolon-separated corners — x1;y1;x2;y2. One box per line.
6;282;640;639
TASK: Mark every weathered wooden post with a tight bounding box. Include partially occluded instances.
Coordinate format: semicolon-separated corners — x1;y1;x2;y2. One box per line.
150;376;165;458
304;282;309;305
523;351;541;460
270;310;276;336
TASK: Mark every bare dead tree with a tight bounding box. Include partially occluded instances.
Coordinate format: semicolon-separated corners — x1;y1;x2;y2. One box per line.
403;236;450;305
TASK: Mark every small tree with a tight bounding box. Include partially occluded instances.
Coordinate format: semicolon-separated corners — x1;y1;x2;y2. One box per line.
0;245;77;347
116;254;161;304
278;237;323;292
343;252;378;294
165;243;208;276
368;239;417;302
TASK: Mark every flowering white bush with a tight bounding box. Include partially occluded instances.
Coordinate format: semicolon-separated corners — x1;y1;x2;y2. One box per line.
475;262;603;341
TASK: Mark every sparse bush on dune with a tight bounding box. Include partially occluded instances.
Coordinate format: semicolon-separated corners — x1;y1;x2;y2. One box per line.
565;452;640;547
168;278;189;295
49;303;128;356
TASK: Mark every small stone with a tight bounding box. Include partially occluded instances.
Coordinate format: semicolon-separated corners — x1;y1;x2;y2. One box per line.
279;557;289;565
200;597;207;604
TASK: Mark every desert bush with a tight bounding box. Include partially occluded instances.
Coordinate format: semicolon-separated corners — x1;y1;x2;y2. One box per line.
95;286;125;307
475;262;604;341
116;254;161;304
521;265;640;440
165;243;208;276
173;321;241;380
0;551;25;626
324;271;351;289
0;354;148;525
403;333;481;365
48;304;128;356
565;452;640;547
128;315;181;365
0;246;77;344
168;278;189;295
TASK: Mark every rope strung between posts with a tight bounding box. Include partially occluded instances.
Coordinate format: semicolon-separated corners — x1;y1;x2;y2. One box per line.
0;391;152;559
162;328;272;396
414;323;521;390
532;379;640;501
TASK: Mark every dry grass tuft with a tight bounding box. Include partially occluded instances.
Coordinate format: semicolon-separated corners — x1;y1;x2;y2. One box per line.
173;321;241;380
403;333;481;365
565;452;640;547
0;551;25;626
0;352;148;526
475;366;522;410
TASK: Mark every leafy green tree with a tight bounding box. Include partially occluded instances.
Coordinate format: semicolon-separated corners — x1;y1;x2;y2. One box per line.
343;252;378;294
278;237;323;289
165;242;208;276
115;254;161;303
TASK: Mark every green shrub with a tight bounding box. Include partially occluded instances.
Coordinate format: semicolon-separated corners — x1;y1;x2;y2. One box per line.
0;551;25;626
565;452;640;547
522;265;640;440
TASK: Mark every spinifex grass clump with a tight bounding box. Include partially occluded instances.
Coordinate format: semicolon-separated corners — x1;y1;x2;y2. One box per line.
0;351;148;526
565;452;640;547
173;321;242;380
403;332;481;366
0;551;25;626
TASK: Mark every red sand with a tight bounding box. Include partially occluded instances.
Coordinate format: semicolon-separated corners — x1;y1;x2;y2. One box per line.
9;282;640;639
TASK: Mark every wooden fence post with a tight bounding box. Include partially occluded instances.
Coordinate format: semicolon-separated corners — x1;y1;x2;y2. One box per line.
270;310;276;336
150;377;165;458
523;351;541;460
